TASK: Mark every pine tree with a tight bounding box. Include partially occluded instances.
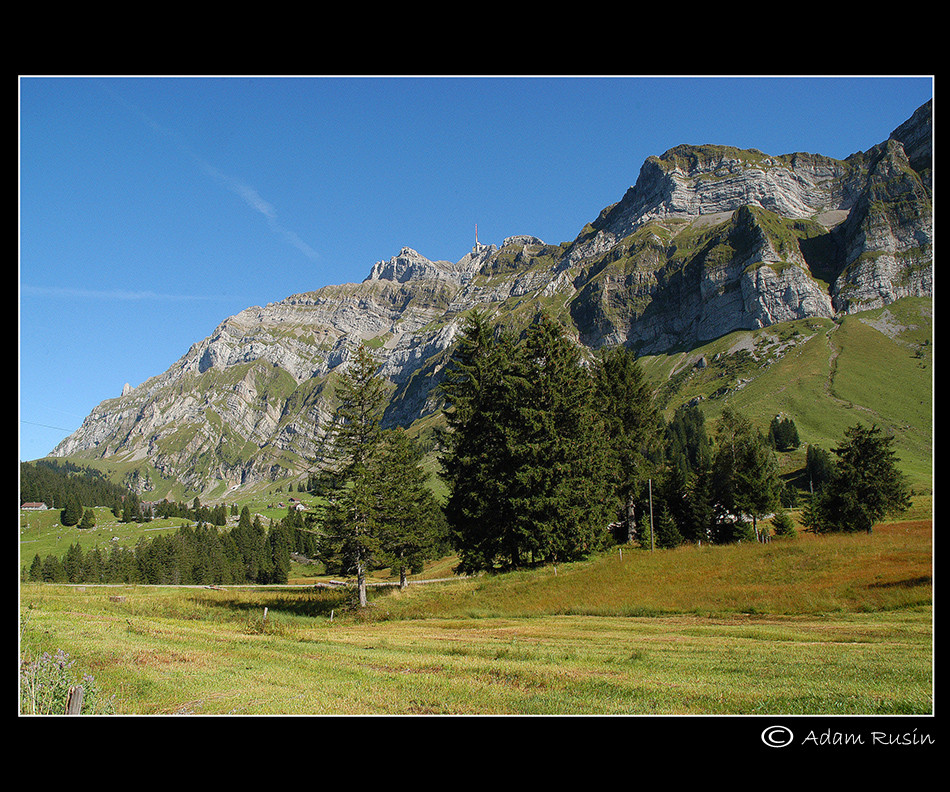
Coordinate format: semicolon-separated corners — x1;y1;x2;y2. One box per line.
60;496;83;527
267;522;293;584
441;311;525;573
711;408;782;542
28;554;43;582
320;344;388;606
653;505;683;549
684;462;717;543
42;554;64;583
656;464;690;543
768;415;800;451
664;403;712;478
803;423;912;534
771;510;797;539
595;345;661;544
64;542;85;584
805;444;834;492
374;429;445;589
442;311;613;571
122;494;143;524
510;312;612;566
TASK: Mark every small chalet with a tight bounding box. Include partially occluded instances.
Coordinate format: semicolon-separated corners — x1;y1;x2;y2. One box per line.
21;502;48;511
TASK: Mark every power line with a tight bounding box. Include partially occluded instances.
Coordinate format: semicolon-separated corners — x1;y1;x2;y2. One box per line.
20;420;75;433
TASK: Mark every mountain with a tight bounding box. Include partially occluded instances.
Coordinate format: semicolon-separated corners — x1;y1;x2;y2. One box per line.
48;101;933;498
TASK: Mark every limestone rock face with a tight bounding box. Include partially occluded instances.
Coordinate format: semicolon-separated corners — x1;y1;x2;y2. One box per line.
50;101;932;494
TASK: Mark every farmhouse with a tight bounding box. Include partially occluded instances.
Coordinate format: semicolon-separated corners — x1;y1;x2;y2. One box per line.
21;502;48;510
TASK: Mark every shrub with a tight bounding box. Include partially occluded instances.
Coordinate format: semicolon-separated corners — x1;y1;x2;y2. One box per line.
19;648;113;715
771;510;797;539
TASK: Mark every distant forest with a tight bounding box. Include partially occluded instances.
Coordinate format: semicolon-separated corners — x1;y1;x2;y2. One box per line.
19;460;321;586
20;460;130;512
23;511;318;587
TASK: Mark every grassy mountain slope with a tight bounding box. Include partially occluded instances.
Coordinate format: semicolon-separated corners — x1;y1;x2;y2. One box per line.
638;296;932;490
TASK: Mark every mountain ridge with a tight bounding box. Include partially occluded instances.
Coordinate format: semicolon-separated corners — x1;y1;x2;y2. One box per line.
48;100;933;496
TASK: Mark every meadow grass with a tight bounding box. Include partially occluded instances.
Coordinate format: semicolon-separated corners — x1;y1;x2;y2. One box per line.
18;516;932;716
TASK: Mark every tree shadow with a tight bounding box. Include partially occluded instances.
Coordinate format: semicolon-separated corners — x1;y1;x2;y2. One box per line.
188;587;352;620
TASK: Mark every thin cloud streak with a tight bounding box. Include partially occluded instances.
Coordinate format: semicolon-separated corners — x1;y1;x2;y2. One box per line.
104;82;319;262
195;159;320;261
21;284;235;302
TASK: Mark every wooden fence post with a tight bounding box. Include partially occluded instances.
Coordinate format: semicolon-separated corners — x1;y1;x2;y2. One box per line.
66;685;84;714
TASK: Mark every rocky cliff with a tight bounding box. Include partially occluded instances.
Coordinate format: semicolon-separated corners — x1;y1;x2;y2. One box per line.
50;101;933;495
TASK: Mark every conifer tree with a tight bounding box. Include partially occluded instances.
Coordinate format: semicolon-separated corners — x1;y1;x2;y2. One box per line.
664;403;712;478
42;554;64;582
122;494;143;524
656;463;691;542
61;496;83;527
64;542;84;583
805;444;834;492
267;522;293;584
442;311;613;571
682;457;717;544
771;510;797;539
82;546;104;583
510;312;612;565
441;310;525;573
803;423;911;534
595;345;661;543
768;415;800;451
320;344;388;606
374;428;444;588
711;407;782;542
653;505;683;549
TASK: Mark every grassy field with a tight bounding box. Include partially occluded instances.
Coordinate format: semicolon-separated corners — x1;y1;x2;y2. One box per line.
18;507;932;716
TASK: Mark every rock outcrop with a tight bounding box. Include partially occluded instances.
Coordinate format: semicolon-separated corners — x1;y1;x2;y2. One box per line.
50;101;933;494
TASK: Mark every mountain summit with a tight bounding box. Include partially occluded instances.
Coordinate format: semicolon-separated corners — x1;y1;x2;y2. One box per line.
50;101;933;496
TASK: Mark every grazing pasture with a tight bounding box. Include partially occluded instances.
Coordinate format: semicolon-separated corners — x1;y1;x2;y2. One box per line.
19;513;932;716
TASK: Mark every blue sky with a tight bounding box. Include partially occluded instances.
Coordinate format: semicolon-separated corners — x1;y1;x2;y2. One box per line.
18;75;933;462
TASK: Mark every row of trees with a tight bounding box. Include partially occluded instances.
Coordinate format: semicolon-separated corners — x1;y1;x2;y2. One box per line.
440;311;638;572
436;310;914;572
23;506;320;586
439;311;783;570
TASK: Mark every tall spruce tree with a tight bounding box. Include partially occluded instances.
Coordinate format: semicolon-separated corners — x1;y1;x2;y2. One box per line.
768;415;800;451
664;403;712;478
661;404;715;543
374;428;445;589
441;311;525;573
267;521;292;584
510;312;612;566
320;344;388;606
442;311;613;571
594;345;660;544
60;496;83;527
805;444;834;492
803;423;912;534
